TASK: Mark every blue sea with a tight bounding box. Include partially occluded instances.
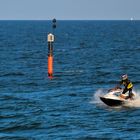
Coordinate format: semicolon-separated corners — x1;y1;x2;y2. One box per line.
0;20;140;140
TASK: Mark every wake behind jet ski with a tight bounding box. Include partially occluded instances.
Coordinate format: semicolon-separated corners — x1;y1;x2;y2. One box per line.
100;74;136;106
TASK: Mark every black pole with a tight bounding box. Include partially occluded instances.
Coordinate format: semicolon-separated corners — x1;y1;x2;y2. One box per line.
52;18;56;33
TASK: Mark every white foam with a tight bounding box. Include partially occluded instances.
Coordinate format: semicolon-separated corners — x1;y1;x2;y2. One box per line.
90;89;104;104
124;89;140;108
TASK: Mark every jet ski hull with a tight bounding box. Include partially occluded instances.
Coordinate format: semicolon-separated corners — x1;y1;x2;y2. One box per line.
100;96;124;106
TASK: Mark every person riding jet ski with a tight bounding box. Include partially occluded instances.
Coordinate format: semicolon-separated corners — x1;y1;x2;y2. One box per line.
119;74;133;99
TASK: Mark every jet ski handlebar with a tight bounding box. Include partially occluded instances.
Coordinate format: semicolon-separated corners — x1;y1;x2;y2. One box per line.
108;86;122;92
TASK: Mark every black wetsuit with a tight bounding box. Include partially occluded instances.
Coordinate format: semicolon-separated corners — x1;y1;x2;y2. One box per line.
120;79;133;98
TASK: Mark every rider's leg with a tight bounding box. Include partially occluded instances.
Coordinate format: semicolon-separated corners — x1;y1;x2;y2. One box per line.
128;88;133;98
122;87;128;94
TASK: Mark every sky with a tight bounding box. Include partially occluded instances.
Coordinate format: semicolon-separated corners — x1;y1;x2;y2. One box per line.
0;0;140;20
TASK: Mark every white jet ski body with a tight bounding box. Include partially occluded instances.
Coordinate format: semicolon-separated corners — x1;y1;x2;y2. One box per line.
100;88;136;106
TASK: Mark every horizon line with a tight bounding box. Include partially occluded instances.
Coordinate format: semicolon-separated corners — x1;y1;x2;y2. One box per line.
0;19;139;21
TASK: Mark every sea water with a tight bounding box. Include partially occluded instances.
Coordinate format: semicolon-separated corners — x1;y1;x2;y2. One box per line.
0;20;140;139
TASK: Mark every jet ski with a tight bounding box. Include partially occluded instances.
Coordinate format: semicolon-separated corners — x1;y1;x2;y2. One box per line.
99;87;136;107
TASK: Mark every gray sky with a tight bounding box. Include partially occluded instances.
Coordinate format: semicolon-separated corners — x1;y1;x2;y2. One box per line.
0;0;139;20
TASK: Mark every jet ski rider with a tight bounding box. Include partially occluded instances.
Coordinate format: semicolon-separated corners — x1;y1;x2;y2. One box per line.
119;74;133;99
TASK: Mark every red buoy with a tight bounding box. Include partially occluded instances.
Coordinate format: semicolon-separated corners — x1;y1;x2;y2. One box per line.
48;55;53;78
48;33;54;79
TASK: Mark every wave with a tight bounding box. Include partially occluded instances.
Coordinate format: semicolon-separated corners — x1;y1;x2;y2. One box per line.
0;72;25;77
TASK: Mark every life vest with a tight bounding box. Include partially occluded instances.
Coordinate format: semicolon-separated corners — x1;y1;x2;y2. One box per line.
122;79;133;89
127;82;133;89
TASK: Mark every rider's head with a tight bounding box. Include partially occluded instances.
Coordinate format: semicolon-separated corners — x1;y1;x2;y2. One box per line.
121;74;128;80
